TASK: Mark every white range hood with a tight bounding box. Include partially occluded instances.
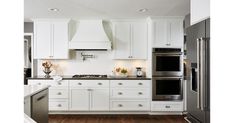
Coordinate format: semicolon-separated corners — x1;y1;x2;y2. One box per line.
69;20;111;50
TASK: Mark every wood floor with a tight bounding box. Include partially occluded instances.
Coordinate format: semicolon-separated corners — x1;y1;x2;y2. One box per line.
49;115;187;123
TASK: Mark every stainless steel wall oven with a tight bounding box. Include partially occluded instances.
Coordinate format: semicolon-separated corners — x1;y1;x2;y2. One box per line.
152;48;183;77
152;77;183;101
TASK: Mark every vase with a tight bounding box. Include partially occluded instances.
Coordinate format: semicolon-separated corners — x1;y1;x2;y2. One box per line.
43;67;52;78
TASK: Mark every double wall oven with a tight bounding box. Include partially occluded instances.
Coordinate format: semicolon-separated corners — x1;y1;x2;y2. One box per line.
152;48;183;101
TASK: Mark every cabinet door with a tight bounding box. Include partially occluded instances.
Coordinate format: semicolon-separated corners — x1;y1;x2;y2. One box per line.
167;19;183;48
113;22;131;59
153;19;167;47
91;89;109;111
52;22;69;59
34;21;52;59
131;22;147;59
70;89;89;111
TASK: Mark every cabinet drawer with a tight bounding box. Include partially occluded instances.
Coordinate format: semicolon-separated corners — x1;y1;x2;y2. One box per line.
49;89;68;99
110;101;149;111
48;80;68;87
151;101;183;111
28;80;49;85
69;80;109;88
49;99;68;111
111;89;149;99
110;80;149;88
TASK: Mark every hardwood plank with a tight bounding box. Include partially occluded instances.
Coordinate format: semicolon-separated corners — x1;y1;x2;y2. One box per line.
49;115;186;123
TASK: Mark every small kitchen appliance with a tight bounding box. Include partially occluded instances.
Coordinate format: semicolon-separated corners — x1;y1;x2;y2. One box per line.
136;67;143;77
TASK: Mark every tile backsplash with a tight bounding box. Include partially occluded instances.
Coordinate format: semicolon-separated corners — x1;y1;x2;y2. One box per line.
37;51;147;76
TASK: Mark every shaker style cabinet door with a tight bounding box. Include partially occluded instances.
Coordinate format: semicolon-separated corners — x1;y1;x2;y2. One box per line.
52;21;69;59
112;21;148;59
166;19;183;48
152;18;183;48
33;21;52;59
152;19;168;47
90;89;110;111
113;22;131;59
33;19;70;59
69;89;89;111
131;22;147;59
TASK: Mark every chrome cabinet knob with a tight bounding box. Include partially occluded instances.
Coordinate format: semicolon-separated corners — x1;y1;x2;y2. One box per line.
57;92;62;95
78;83;82;85
166;43;171;46
138;92;143;95
58;82;62;85
57;104;62;107
118;83;122;85
98;83;102;85
138;83;143;85
138;104;143;107
118;92;123;95
165;105;171;108
38;83;41;85
118;104;123;107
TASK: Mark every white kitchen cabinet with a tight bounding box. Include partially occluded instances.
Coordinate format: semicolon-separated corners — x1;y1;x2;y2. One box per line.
90;89;110;111
69;80;110;111
151;101;183;112
70;89;90;111
191;0;210;25
112;20;147;59
151;18;183;48
110;80;150;111
33;19;70;59
28;80;69;111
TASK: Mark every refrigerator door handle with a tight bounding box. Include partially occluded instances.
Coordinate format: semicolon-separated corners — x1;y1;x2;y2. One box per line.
200;37;205;111
196;38;201;109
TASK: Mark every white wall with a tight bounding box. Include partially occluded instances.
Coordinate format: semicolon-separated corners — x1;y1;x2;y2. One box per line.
37;51;147;76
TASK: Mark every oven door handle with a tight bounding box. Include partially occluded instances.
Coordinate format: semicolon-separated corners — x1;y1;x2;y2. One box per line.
153;52;182;56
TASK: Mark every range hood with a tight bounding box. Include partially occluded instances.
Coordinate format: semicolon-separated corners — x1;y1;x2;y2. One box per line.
69;20;111;50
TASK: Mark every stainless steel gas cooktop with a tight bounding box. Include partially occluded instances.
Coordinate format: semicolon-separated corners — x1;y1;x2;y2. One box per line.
72;74;108;78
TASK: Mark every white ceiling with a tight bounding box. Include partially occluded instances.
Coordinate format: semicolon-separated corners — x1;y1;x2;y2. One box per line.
24;0;190;21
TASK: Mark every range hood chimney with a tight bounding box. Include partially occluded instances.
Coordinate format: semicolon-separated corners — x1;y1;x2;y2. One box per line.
69;20;111;50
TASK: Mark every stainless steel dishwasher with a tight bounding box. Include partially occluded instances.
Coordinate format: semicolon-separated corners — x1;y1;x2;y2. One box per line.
31;89;48;123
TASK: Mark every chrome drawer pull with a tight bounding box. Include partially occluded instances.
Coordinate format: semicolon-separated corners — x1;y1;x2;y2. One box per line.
138;92;143;95
78;83;82;85
58;82;62;85
138;104;143;107
57;104;62;107
38;83;41;85
138;83;143;85
118;83;123;85
165;105;171;108
57;92;62;95
118;92;123;95
98;83;102;85
118;104;123;107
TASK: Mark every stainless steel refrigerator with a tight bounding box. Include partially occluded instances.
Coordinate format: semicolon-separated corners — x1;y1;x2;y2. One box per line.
185;18;210;123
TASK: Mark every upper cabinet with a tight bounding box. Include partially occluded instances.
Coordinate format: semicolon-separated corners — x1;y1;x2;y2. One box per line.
191;0;210;25
33;19;70;59
112;20;148;59
151;17;184;48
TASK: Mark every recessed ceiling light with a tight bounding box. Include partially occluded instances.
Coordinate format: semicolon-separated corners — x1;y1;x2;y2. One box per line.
48;8;59;12
138;8;148;13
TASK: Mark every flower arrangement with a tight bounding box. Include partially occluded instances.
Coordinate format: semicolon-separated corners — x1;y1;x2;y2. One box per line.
42;61;53;78
115;67;128;76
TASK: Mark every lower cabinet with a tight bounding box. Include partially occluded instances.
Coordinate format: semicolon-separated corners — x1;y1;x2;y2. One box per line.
151;101;183;111
110;100;149;111
110;80;150;111
69;89;90;111
69;80;110;111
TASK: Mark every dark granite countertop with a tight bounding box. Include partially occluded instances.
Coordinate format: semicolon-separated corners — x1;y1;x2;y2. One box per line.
27;76;151;80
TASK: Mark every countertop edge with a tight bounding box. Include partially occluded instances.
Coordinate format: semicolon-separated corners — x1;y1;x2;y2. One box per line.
24;85;51;99
27;77;151;80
